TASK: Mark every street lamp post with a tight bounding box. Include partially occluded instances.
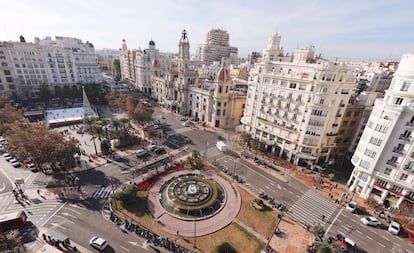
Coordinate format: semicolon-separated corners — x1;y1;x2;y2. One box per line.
193;216;197;248
233;158;239;175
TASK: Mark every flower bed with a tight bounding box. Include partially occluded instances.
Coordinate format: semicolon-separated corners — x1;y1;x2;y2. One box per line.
136;163;183;191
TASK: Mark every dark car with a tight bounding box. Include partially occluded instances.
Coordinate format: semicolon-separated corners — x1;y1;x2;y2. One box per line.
154;147;166;155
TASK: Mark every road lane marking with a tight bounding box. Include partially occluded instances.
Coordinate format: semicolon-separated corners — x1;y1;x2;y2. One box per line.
326;208;343;235
277;184;282;190
265;185;271;190
356;230;363;235
378;242;385;247
120;245;130;251
41;202;67;226
381;236;389;241
337;218;342;223
366;235;373;240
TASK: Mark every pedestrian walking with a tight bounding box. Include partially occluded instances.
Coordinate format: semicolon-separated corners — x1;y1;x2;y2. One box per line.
37;189;40;195
322;215;325;221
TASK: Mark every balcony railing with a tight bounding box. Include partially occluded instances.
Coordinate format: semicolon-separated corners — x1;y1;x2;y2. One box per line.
399;135;412;141
386;160;398;167
327;132;338;136
392;148;404;155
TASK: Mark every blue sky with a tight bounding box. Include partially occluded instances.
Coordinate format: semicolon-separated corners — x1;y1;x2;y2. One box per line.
1;0;413;60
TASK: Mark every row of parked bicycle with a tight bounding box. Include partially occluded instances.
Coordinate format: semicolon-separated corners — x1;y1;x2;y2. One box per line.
110;213;195;253
217;164;245;183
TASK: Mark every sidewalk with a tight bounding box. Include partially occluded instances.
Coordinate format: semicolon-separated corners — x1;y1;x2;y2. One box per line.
35;227;93;253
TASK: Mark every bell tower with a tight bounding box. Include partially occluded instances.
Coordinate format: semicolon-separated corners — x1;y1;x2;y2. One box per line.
178;29;190;60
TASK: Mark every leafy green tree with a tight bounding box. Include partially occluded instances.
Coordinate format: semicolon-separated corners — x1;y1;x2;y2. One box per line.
39;84;52;102
116;185;138;205
310;223;325;242
100;139;112;156
131;102;153;124
212;242;237;253
0;231;25;252
0;96;24;134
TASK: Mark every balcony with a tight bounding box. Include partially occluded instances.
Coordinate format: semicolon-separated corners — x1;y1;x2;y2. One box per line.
399;135;412;141
327;132;338;136
386;160;398;167
392;148;404;155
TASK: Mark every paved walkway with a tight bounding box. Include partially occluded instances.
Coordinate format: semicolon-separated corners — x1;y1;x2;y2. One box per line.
147;169;242;237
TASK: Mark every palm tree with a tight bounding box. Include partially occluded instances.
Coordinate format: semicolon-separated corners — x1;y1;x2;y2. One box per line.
84;117;98;155
98;117;110;140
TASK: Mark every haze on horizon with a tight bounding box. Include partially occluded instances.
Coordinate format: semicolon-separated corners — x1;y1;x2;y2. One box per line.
1;0;413;61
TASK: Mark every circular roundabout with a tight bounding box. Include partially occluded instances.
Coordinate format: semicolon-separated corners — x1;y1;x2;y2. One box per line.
160;173;226;219
147;170;241;236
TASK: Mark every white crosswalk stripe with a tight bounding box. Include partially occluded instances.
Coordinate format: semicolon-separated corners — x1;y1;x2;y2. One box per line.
0;194;13;212
3;198;62;225
288;189;338;227
91;186;114;199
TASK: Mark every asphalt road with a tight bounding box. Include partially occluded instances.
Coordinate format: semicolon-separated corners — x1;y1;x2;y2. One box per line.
2;102;414;253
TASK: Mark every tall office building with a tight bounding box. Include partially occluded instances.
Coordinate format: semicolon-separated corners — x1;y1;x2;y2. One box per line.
196;29;238;66
347;54;414;207
241;33;355;166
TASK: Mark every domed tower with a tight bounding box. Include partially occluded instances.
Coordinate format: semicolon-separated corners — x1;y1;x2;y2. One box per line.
262;33;283;62
121;39;128;51
179;29;190;60
149;39;156;49
212;59;232;128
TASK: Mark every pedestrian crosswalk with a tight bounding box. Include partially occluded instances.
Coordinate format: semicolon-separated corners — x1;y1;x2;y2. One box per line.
1;195;62;226
288;189;338;227
0;193;14;212
90;186;114;199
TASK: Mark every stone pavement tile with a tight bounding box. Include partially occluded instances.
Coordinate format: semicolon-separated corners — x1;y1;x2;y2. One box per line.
270;218;311;253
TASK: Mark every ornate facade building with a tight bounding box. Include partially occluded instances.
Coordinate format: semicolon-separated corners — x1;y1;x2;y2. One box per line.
347;53;414;207
241;33;355;166
151;30;246;129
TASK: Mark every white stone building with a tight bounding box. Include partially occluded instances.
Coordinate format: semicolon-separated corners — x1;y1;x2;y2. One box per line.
241;33;355;165
0;35;101;99
347;53;414;207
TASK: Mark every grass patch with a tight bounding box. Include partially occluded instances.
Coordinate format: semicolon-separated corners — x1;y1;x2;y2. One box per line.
111;179;273;252
196;223;263;253
236;187;276;236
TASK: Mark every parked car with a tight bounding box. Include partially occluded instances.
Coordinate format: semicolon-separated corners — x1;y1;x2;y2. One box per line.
182;120;194;127
241;150;254;159
388;221;400;235
135;149;148;157
333;234;356;252
408;231;414;244
346;201;357;213
89;236;108;251
147;144;158;152
9;158;18;164
360;216;381;226
154;147;166;155
3;153;13;161
176;115;187;121
11;161;22;168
